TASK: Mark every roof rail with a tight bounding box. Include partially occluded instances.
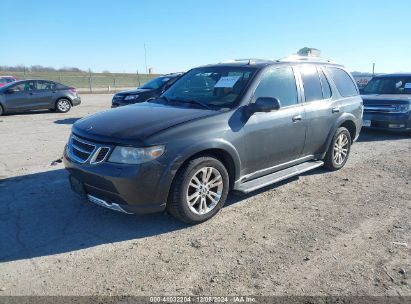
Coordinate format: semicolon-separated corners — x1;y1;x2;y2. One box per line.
220;58;274;65
278;55;337;64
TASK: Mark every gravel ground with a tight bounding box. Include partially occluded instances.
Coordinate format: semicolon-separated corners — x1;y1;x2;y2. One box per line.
0;94;410;296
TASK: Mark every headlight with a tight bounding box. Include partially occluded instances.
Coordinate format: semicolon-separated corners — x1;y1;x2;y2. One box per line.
108;145;165;164
395;104;411;113
124;94;139;100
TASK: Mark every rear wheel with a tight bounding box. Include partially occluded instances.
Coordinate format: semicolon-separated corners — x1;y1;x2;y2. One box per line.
0;105;3;116
324;127;351;170
167;156;229;224
56;98;71;113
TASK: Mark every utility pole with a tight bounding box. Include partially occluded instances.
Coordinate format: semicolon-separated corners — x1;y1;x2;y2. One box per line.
372;63;375;76
144;43;148;75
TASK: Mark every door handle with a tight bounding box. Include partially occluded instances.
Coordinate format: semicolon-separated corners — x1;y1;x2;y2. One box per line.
292;115;302;122
332;107;340;113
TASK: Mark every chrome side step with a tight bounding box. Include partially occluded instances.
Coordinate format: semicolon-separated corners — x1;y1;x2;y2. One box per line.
235;160;324;194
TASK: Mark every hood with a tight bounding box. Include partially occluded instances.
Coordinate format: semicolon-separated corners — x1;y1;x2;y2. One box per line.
115;88;152;95
362;94;411;105
72;102;217;145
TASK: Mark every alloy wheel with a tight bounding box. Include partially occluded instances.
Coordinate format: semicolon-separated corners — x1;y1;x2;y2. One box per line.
57;99;70;112
186;167;223;215
333;133;349;165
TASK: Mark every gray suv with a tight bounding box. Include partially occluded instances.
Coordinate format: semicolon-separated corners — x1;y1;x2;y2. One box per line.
0;80;81;115
64;58;362;223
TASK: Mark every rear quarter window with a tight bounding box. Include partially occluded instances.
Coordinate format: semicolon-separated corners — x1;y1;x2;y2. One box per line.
327;67;358;97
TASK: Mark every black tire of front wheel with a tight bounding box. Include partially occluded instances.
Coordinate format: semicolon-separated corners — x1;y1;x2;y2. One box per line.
167;156;229;224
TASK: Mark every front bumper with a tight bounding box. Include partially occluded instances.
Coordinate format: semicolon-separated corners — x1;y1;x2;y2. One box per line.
72;96;81;106
64;152;169;214
363;111;411;131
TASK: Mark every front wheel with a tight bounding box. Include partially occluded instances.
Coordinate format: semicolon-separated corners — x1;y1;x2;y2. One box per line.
324;127;351;171
167;156;230;224
56;98;72;113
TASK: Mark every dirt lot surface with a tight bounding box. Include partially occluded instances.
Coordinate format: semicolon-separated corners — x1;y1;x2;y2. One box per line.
0;94;410;296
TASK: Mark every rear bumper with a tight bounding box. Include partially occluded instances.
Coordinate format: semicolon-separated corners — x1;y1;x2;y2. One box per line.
363;111;411;131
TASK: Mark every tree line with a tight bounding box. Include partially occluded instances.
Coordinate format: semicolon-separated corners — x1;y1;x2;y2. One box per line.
0;65;85;73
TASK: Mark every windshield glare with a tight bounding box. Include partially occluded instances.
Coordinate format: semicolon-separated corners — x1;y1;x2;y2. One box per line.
362;77;411;95
161;67;256;109
140;76;171;90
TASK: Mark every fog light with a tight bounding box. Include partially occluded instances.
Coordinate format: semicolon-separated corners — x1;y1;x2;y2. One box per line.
388;124;405;128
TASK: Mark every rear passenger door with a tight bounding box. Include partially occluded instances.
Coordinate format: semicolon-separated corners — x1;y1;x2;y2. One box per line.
297;65;341;156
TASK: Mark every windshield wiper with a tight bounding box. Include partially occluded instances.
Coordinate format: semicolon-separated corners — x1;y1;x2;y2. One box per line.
178;99;212;110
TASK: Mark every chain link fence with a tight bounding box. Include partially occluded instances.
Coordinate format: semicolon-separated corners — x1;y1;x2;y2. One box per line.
0;71;158;93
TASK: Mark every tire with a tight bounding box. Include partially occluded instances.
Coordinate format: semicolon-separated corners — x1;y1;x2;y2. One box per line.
324;127;352;171
167;156;230;224
0;105;3;116
55;98;71;113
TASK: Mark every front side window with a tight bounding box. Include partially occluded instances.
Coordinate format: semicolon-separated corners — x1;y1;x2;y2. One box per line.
362;77;411;95
253;66;298;107
299;65;323;102
161;67;256;109
327;67;358;97
9;81;35;92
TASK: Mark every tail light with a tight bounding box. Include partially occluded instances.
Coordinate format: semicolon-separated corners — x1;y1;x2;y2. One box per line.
69;87;77;93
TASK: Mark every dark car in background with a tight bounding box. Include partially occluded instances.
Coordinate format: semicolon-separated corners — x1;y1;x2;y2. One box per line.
111;73;182;108
0;80;81;116
0;76;17;87
64;58;362;223
361;74;411;132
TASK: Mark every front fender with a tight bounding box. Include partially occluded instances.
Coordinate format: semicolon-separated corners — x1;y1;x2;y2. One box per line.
154;138;242;204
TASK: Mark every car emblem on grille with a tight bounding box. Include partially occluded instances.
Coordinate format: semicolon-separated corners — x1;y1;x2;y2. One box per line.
86;126;93;131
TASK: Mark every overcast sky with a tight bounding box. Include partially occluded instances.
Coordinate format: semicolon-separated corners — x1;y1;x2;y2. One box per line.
2;0;410;74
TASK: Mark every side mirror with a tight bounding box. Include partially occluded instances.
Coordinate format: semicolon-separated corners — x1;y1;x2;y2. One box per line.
245;97;280;116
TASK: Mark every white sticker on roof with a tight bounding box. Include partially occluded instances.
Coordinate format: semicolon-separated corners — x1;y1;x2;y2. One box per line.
162;78;170;82
404;83;411;89
214;76;240;88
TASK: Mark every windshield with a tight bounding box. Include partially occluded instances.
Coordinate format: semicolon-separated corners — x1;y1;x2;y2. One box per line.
362;77;411;95
140;76;172;90
161;67;256;109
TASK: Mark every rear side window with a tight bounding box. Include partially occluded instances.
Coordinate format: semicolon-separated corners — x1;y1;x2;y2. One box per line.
299;65;323;102
318;68;332;99
327;67;358;97
253;66;298;107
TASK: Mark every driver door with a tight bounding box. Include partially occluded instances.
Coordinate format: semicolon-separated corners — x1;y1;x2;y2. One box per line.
4;81;36;111
242;66;307;176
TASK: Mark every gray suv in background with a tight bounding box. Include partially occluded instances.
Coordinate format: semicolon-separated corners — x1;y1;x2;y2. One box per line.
64;58;362;223
0;80;81;116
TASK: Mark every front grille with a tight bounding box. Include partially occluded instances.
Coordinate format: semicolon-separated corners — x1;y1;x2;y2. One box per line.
72;137;95;153
364;105;397;113
68;135;111;165
90;147;111;164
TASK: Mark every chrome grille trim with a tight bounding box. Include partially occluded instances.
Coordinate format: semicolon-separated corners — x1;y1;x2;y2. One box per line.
68;135;111;165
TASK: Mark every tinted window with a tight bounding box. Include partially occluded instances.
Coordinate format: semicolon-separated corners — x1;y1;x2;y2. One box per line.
318;68;332;98
36;81;55;90
299;65;323;102
254;66;298;107
327;67;358;97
